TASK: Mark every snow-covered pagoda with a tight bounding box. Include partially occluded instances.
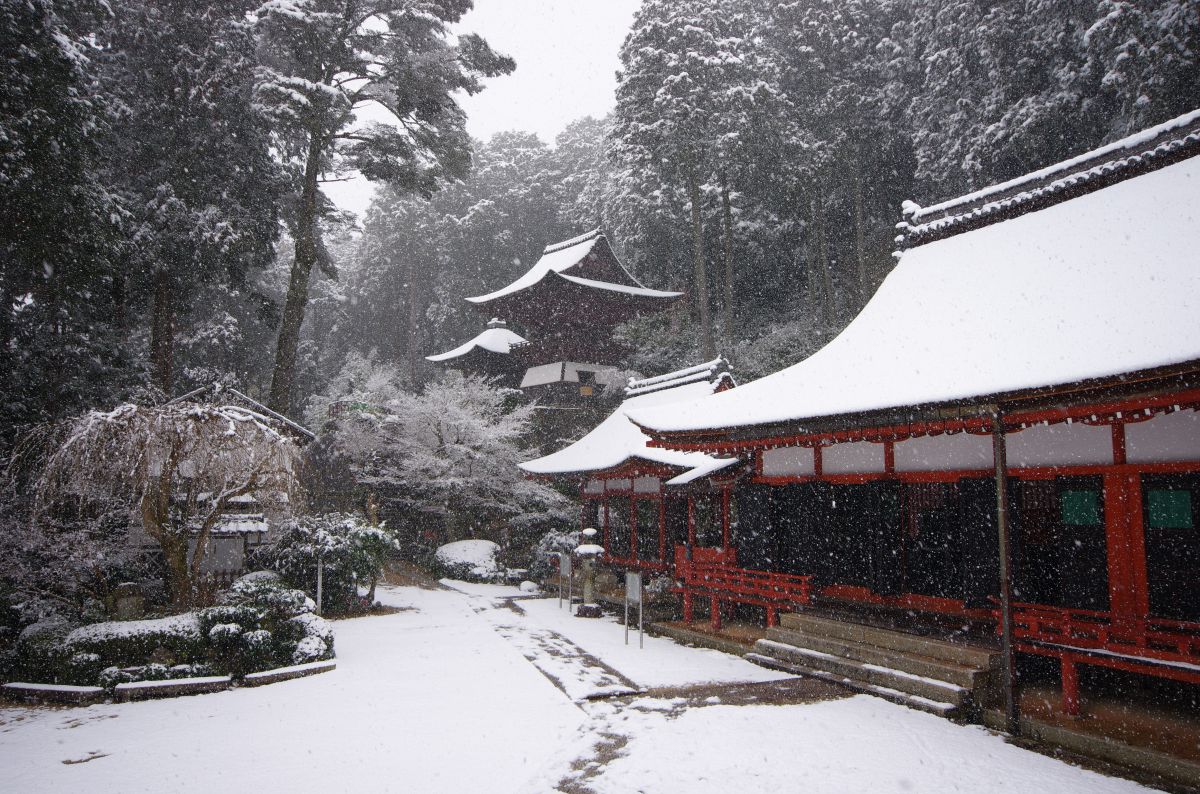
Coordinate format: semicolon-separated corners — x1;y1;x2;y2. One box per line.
522;358;739;574
430;229;682;402
630;109;1200;733
425;318;527;387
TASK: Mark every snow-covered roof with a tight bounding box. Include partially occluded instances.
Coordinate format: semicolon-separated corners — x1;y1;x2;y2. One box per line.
168;383;315;441
214;514;269;535
466;229;682;305
631;114;1200;437
625;357;733;398
521;365;738;484
426;326;527;362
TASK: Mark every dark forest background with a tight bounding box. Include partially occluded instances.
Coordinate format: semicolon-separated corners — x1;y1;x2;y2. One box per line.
3;0;1197;445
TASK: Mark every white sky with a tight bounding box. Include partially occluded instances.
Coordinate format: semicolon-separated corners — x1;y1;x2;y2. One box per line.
323;0;643;218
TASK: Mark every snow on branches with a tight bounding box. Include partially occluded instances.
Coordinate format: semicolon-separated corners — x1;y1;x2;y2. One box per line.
27;402;304;607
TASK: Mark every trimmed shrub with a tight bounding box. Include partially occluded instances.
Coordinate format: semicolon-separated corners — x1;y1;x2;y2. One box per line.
433;539;502;583
62;613;204;669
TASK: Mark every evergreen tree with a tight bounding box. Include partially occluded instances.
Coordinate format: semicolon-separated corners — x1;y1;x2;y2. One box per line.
254;0;514;415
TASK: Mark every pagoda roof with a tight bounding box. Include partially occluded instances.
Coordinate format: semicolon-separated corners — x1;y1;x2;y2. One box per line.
522;359;737;485
426;325;527;363
630;108;1200;441
466;229;682;312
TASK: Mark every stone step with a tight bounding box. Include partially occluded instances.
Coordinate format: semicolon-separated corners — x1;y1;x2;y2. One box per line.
779;611;999;669
650;622;756;657
745;653;963;719
764;626;992;690
754;639;971;707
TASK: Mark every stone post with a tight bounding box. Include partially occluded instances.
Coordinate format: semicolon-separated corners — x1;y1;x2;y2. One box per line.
575;527;603;618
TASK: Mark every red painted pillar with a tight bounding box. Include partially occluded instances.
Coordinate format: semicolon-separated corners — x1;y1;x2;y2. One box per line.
710;596;722;630
683;592;694;624
766;606;778;627
1104;471;1151;623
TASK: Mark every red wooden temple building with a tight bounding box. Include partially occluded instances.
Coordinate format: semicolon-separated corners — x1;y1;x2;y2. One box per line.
522;358;739;566
429;229;682;404
622;110;1200;754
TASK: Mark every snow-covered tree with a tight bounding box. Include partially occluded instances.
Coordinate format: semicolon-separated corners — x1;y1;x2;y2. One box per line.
254;0;515;415
26;403;304;608
95;0;286;394
264;512;398;610
320;370;570;541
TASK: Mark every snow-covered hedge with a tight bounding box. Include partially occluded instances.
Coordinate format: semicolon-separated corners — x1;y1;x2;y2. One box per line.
12;572;334;687
64;613;203;665
433;539;502;582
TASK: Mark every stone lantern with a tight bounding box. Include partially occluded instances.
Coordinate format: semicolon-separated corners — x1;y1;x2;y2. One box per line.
574;527;604;618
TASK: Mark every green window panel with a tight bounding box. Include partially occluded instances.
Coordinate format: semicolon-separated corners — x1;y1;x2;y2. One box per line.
1147;489;1193;529
1061;489;1102;526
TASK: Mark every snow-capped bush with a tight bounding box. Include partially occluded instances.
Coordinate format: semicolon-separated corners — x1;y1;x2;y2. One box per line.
63;614;203;669
434;539;502;582
292;636;328;664
242;629;273;651
208;623;243;642
529;530;580;580
260;513;398;613
219;577;312;620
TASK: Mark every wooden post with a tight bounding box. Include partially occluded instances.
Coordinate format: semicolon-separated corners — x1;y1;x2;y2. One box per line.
993;411;1019;735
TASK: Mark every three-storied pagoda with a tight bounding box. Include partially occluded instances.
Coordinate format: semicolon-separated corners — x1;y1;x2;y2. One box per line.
429;229;683;403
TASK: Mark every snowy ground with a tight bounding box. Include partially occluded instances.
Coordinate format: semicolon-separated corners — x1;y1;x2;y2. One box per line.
0;583;1158;793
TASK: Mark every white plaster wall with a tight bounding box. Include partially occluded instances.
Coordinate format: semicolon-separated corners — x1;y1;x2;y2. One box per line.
521;362;564;388
1126;409;1200;463
894;432;993;472
760;446;816;477
605;478;632;492
1006;421;1113;467
633;476;661;493
822;440;886;474
583;479;604;494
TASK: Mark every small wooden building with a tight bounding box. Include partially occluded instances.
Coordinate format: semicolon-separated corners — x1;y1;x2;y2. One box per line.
629;110;1200;736
522;359;739;574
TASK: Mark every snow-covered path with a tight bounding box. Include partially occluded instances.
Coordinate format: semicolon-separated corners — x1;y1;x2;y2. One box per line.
0;584;1160;793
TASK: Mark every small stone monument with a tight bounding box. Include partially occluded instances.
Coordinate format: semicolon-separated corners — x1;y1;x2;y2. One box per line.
112;582;145;621
574;527;604;618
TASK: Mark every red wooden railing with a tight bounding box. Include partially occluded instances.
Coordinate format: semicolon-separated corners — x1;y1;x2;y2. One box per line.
674;546;812;630
1010;603;1200;663
1004;602;1200;714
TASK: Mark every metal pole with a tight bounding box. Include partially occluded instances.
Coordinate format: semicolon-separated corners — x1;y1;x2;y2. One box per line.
558;554;563;608
624;591;630;645
316;549;324;617
639;578;645;649
993;410;1019;735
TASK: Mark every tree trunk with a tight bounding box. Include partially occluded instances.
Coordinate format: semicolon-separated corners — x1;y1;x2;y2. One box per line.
269;132;324;414
150;269;175;393
720;178;734;343
687;168;715;359
112;271;128;332
406;256;423;385
163;535;192;609
812;184;835;334
854;151;867;307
